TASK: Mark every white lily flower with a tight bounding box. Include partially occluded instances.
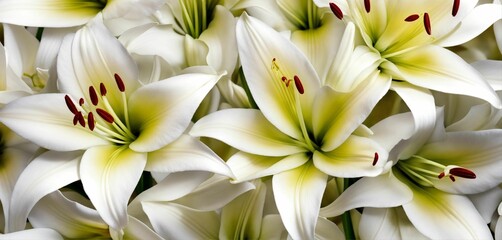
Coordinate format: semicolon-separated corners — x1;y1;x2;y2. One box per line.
322;109;502;239
0;18;231;234
314;0;502;108
0;0;164;27
191;13;389;239
0;228;63;240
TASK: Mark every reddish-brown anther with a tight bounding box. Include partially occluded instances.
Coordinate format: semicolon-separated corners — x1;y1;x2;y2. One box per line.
372;152;379;166
329;2;344;20
281;76;287;82
293;75;304;94
450;167;476;179
438;172;445;179
88;112;95;131
96;108;114;123
76;111;85;127
364;0;371;13
405;14;420;22
114;73;126;92
64;95;78;114
79;98;85;106
73;114;79;126
423;12;431;35
89;86;99;106
100;83;107;96
449;175;456;182
452;0;460;16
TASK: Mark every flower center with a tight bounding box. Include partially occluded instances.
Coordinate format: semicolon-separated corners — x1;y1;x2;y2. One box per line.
277;0;322;30
177;0;218;39
64;73;136;145
396;154;476;187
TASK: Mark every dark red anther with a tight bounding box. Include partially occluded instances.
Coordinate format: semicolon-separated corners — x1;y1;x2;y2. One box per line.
372;152;379;166
96;108;114;123
76;111;85;127
449;167;476;179
438;172;445;179
73;115;79;126
293;75;304;94
79;98;85;106
329;2;343;20
364;0;371;13
281;76;287;82
88;112;95;131
452;0;460;16
449;175;456;182
64;95;78;114
114;74;125;92
423;12;431;35
89;86;99;106
404;14;419;22
100;83;107;96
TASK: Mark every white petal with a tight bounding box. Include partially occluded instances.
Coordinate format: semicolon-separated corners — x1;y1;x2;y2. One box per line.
391;45;501;108
471;60;502;90
29;191;109;239
237;13;321;140
123;215;164;240
320;171;412;218
0;93;108;151
80;145;147;231
2;24;39;78
402;179;492;239
0;228;63;240
146;134;233;177
199;6;238;73
359;207;429;240
370;112;415;154
190;109;306;157
390;82;436;160
227;151;310;182
0;148;32;221
57;17;140;109
315;72;390;152
259;214;287;239
7;151;81;232
470;186;502;223
314;135;387;178
219;180;266;240
272;163;328;240
438;4;502;47
173;174;255;211
128;72;220;152
0;0;101;27
420;130;502;194
315;217;345;240
143;202;219;239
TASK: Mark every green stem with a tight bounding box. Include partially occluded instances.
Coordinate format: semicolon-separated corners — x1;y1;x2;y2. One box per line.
342;178;356;240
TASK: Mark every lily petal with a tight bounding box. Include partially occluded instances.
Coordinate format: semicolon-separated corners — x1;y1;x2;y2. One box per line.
57;17;139;109
390;45;501;108
142;202;220;239
227;151;310;182
400;172;493;239
420;129;502;194
128;71;220;152
219;180;266;240
29;191;109;239
2;24;39;79
0;93;108;151
7;151;81;232
80;145;147;231
359;207;429;240
315;72;390;152
146;134;232;177
314;135;387;178
320;171;412;218
237;13;321;140
190;109;306;157
173;174;255;211
272;162;328;240
0;0;103;27
0;228;63;240
438;3;502;47
123;215;164;240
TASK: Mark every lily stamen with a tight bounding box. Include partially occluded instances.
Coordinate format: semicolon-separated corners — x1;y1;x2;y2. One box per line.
372;152;379;166
424;12;431;35
438;166;476;182
405;14;419;22
452;0;460;16
293;75;304;94
114;73;131;129
89;86;99;105
364;0;371;13
329;2;343;20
